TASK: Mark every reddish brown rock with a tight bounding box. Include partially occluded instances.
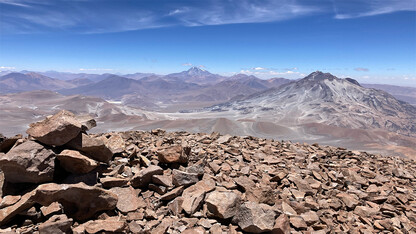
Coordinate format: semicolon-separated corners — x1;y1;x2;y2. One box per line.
40;202;63;217
0;195;21;209
172;169;199;187
38;214;73;234
57;149;98;174
83;218;126;233
26;110;82;146
182;179;216;215
0;140;55;183
157;145;190;164
272;214;290;234
66;133;113;163
205;190;241;219
110;186;140;213
234;201;276;233
104;133;125;154
131;165;163;188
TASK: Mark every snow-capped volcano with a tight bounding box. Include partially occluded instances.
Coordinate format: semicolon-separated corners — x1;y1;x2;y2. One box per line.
208;71;416;137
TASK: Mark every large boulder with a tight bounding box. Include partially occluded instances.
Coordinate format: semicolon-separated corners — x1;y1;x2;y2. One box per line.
0;141;55;183
234;202;276;233
66;133;113;163
26;110;82;146
0;183;118;225
57;150;99;174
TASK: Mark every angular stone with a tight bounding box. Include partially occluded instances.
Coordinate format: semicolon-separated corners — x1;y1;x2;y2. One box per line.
66;133;113;163
74;114;96;131
182;226;206;234
152;174;173;187
272;214;290;234
281;202;297;216
172;169;199;187
205;190;241;219
0;195;21;209
100;177;128;188
290;216;307;229
57;149;98;174
354;206;378;217
105;133;125;154
234;201;276;233
26;110;82;146
336;193;359;209
110;186;140;213
38;214;73;234
0;141;55;183
300;211;319;225
182;179;215;215
131;165;163;188
40;202;63;217
160;186;185;201
157;145;191;164
84;218;126;233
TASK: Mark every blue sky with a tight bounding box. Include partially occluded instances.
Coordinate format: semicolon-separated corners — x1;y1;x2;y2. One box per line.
0;0;415;86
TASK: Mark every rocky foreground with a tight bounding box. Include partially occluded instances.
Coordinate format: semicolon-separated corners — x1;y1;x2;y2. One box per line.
0;111;415;233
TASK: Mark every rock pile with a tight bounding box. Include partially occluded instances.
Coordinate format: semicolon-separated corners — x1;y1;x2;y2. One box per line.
0;110;415;233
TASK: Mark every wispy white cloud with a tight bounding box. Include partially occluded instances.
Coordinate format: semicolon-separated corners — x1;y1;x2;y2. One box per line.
182;63;193;67
240;67;303;78
0;66;16;70
354;67;369;72
1;0;415;34
333;0;416;19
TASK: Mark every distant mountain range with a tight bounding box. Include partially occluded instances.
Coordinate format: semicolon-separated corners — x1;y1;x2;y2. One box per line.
1;70;415;158
1;67;415;112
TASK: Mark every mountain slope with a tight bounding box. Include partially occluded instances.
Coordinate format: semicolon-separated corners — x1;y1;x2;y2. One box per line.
362;83;416;106
0;72;76;93
59;75;145;100
208;71;416;137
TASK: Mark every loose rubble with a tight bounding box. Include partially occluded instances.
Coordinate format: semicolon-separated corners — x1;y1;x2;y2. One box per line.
0;110;415;233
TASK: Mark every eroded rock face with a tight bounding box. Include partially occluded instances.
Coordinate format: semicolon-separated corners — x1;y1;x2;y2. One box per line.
0;141;55;183
26;110;82;146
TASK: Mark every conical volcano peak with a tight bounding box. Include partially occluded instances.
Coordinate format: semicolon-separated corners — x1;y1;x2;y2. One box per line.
187;66;208;75
304;71;338;81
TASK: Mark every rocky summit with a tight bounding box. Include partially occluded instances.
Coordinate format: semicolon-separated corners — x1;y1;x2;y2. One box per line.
0;111;415;233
